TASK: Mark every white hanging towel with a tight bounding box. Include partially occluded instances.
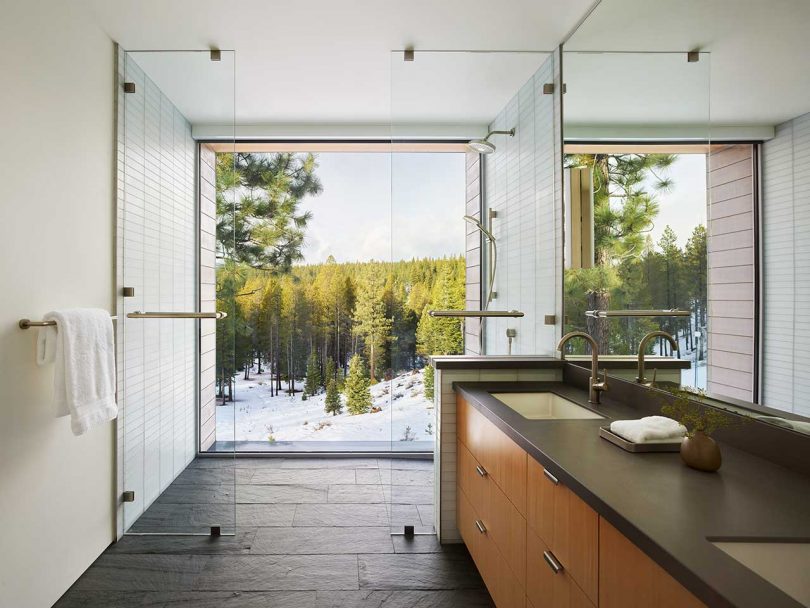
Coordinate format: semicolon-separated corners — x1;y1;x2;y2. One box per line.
37;308;117;435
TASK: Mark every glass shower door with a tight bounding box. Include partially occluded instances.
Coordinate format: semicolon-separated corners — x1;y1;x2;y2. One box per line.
118;48;236;535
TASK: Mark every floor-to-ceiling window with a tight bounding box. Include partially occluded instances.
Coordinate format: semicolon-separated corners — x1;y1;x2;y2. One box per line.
204;143;467;453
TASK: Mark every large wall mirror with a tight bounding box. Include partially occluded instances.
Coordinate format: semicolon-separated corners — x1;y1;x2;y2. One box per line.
561;0;810;436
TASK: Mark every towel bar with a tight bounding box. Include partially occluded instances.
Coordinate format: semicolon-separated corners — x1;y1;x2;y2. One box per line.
18;311;226;329
126;311;227;319
18;316;118;330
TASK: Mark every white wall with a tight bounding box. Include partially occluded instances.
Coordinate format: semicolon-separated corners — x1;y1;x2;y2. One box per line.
0;3;115;607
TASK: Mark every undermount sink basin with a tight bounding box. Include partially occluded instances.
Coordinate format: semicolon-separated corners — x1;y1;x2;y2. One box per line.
711;540;810;606
490;392;604;420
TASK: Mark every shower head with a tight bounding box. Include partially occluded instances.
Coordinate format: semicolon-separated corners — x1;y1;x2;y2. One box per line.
467;139;497;154
466;128;515;155
463;215;496;242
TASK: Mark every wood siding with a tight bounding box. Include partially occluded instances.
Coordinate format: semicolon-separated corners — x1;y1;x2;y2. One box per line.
707;144;756;401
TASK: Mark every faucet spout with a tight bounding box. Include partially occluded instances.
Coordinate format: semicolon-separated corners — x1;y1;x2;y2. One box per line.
637;330;679;386
557;331;608;404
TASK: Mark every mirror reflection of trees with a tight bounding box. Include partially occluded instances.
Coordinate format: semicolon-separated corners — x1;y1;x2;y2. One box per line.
564;153;708;370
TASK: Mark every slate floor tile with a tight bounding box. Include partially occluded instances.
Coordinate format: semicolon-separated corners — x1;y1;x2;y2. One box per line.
196;555;359;590
281;458;379;469
251;468;356;485
355;469;383;484
251;526;394;555
358;552;484;590
293;503;391;527
313;589;494;607
69;555;207;592
235;484;328;504
327;484;386;503
107;530;256;555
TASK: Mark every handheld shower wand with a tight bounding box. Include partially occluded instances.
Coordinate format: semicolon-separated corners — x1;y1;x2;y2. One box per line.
463;214;497;310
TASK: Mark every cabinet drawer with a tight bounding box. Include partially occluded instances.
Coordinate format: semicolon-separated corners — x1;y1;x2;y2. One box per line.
527;527;595;608
599;518;705;608
458;485;526;608
527;458;598;604
458;439;527;588
457;395;527;515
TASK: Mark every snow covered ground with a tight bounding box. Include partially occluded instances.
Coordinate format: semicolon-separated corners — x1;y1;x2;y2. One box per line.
216;368;436;445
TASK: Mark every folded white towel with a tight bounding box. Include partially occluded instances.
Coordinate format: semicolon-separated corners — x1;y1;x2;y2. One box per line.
610;416;686;444
37;308;118;436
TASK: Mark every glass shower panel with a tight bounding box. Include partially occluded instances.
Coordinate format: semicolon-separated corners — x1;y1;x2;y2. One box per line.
119;49;236;535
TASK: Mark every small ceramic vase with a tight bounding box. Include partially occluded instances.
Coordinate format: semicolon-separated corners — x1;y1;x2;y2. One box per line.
680;431;722;472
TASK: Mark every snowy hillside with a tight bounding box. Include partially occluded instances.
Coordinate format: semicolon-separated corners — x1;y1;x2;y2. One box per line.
216;368;435;444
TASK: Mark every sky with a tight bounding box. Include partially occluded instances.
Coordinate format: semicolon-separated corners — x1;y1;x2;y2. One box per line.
644;154;707;247
297;152;467;264
289;150;705;266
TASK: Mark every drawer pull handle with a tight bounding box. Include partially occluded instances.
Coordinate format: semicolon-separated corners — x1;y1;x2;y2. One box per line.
475;519;487;534
543;469;560;485
475;465;488;477
543;550;564;574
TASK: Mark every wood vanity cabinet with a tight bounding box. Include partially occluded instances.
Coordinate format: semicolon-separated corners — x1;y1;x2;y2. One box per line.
527;527;595;608
599;518;705;608
456;394;703;608
526;457;598;606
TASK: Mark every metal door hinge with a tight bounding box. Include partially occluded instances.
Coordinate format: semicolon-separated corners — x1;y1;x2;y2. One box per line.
122;490;135;502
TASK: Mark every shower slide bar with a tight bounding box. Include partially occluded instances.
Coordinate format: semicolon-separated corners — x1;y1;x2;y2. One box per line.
18;311;226;329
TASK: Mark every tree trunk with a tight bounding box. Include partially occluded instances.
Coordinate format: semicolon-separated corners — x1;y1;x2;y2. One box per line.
585;290;610;354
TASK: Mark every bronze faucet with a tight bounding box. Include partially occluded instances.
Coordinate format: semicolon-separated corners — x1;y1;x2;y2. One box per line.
557;331;608;404
637;330;679;386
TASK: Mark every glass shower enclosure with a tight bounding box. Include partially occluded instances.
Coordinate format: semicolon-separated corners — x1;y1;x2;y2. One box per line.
117;48;236;535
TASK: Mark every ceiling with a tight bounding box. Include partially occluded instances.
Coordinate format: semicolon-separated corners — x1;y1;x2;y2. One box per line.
78;0;594;129
565;0;810;128
78;0;810;133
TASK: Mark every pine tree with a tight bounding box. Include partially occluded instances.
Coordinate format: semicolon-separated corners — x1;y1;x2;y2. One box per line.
216;152;323;272
564;152;674;352
424;364;435;401
304;351;321;396
353;280;392;383
324;378;342;416
324;356;336;387
345;354;372;415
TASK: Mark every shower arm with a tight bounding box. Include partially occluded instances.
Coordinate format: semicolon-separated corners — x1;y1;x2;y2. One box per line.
484;129;515;141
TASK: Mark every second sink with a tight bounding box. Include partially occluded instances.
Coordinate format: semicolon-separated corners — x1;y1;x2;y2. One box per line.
490;392;605;420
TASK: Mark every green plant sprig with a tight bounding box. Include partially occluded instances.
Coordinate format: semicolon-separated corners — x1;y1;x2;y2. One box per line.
660;387;733;437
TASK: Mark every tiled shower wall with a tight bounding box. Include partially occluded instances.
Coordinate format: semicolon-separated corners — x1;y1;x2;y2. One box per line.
481;53;562;355
761;111;810;417
116;51;198;532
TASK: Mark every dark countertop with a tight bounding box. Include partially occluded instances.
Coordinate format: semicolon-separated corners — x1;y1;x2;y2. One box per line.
454;381;810;608
430;356;565;370
429;355;687;370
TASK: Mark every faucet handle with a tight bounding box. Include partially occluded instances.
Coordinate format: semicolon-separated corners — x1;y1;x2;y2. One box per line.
597;369;609;390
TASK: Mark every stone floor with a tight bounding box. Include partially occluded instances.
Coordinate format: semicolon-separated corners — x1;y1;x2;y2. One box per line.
55;457;493;607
